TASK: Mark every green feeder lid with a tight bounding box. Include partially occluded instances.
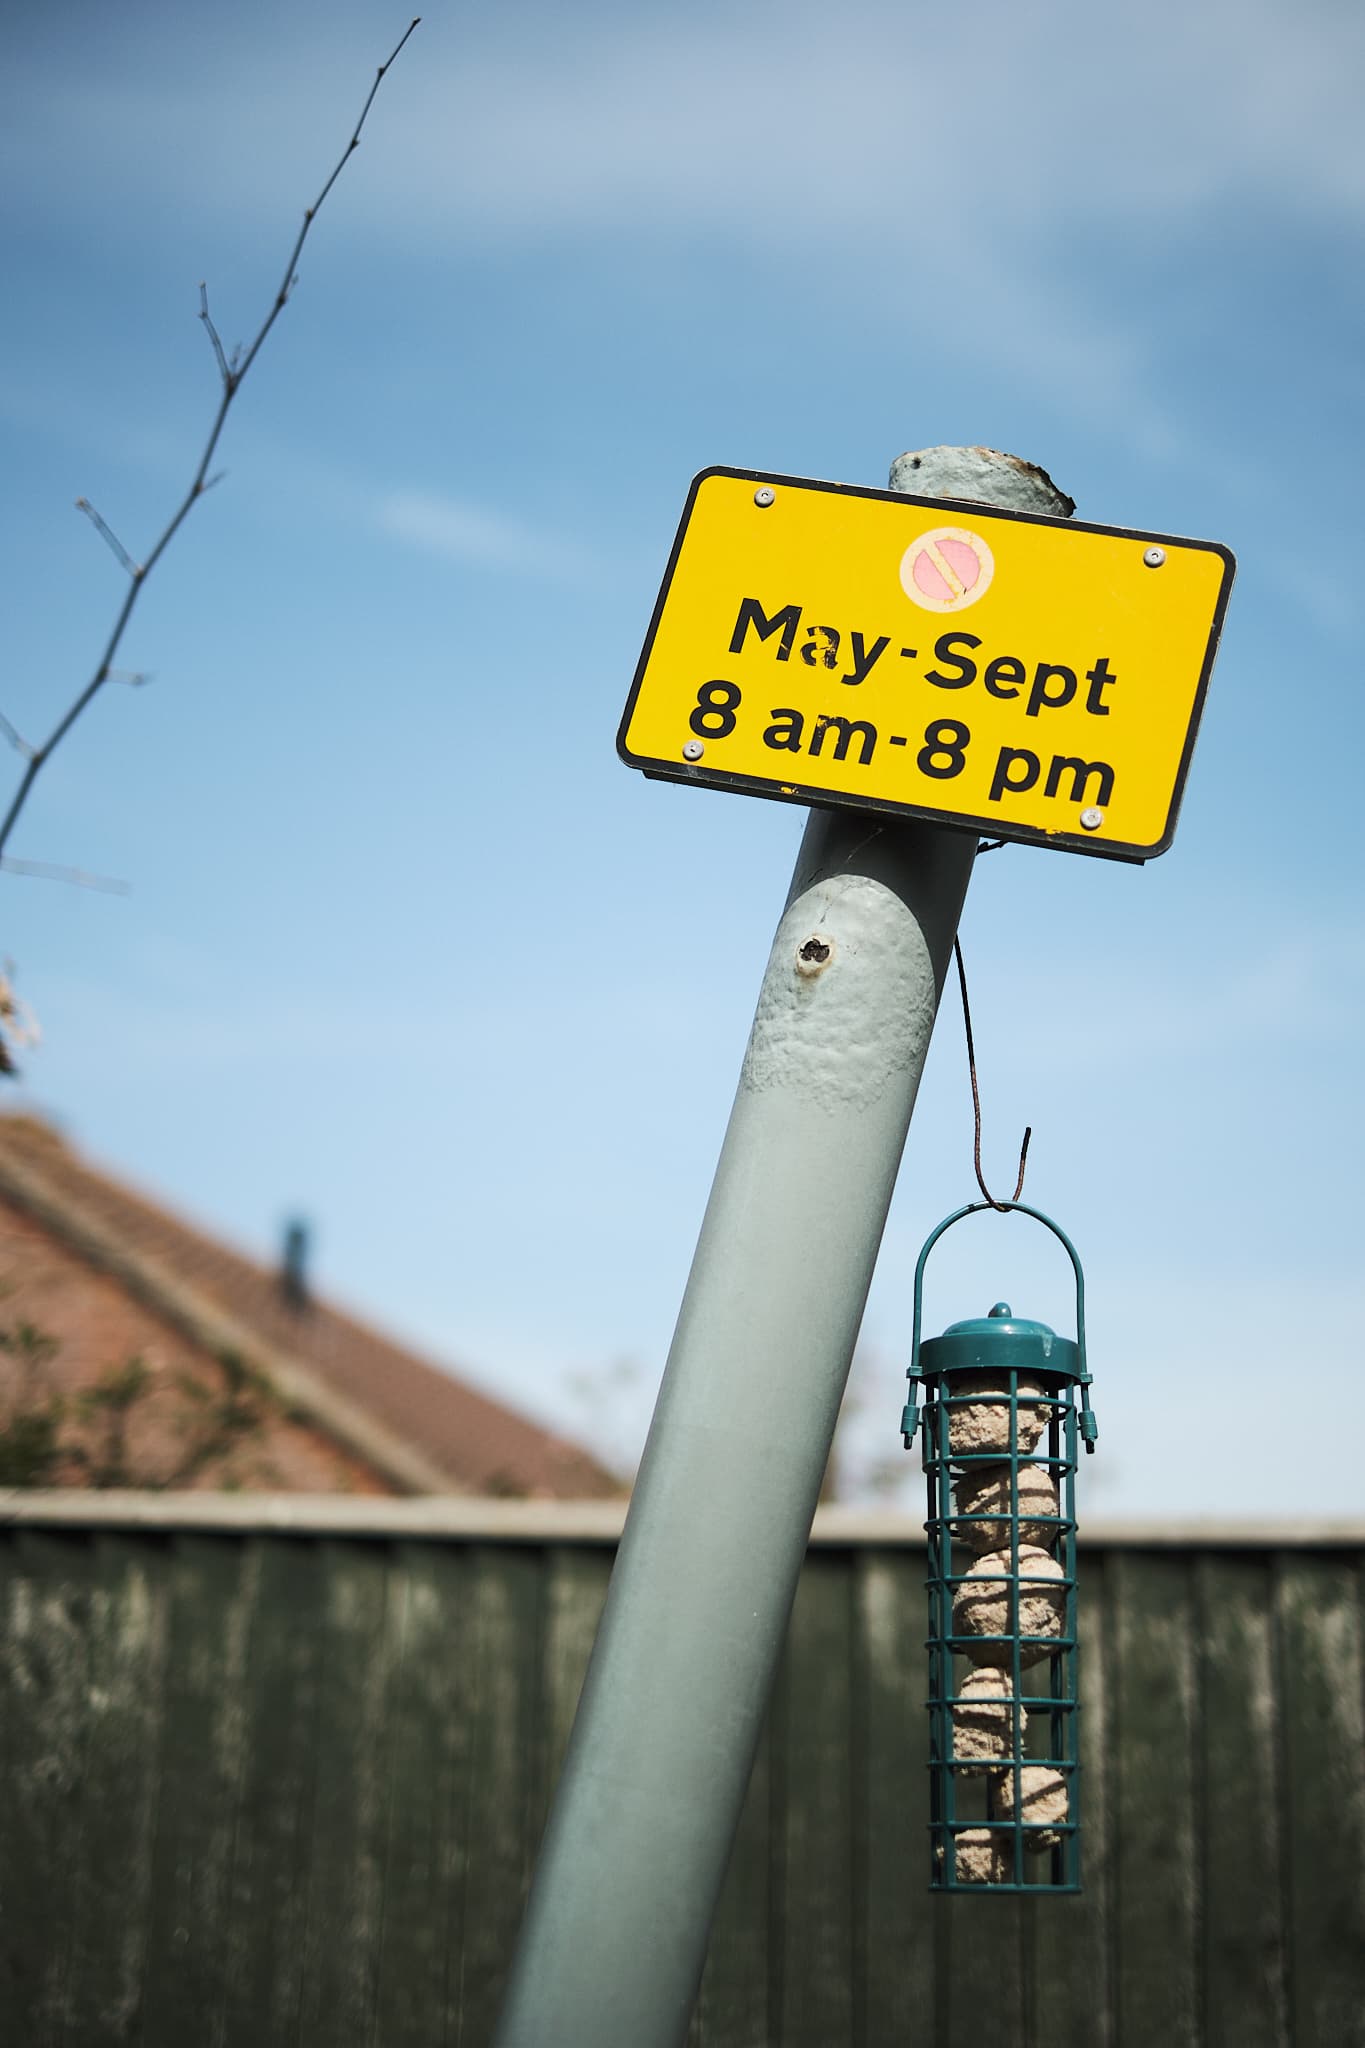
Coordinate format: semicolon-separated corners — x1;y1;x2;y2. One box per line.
917;1300;1081;1384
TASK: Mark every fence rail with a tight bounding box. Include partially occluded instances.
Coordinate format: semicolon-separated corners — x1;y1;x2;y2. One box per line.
1;1499;1361;2046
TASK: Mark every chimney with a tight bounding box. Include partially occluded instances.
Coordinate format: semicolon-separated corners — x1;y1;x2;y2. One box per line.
280;1217;310;1309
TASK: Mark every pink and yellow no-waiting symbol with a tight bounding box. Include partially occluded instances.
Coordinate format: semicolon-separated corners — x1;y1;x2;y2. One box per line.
900;526;996;613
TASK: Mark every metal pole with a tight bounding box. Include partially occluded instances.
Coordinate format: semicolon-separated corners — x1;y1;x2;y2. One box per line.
493;447;1073;2048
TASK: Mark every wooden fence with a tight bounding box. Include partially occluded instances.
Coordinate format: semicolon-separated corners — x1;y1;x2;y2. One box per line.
1;1496;1362;2048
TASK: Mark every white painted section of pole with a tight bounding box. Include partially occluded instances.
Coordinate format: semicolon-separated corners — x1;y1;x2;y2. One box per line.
493;448;1073;2048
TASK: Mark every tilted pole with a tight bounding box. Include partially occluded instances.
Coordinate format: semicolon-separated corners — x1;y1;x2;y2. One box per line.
493;448;1073;2048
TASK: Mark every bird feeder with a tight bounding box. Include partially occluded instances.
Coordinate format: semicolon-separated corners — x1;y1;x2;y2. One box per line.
901;1201;1097;1893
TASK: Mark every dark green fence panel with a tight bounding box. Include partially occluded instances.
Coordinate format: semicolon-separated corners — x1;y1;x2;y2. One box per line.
1198;1554;1290;2048
139;1535;257;2048
368;1541;473;2048
1;1515;1362;2048
1275;1557;1365;2048
851;1549;932;2048
1030;1555;1113;2045
1111;1551;1201;2045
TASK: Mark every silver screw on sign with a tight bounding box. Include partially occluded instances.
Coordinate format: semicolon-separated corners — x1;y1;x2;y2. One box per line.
682;739;705;761
1143;546;1166;568
1080;808;1104;831
753;486;776;508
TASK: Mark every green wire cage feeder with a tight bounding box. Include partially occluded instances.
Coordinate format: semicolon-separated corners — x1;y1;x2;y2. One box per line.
902;1201;1098;1894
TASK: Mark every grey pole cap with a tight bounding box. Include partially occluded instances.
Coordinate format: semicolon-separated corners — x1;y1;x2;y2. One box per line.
888;445;1076;518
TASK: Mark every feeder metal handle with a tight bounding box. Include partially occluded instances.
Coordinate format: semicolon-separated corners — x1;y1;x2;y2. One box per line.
908;1201;1095;1448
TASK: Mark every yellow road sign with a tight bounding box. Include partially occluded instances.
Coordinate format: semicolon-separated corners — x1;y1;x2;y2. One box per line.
618;469;1235;862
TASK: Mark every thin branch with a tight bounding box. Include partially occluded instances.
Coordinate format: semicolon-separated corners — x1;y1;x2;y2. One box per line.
0;16;420;867
0;714;33;759
1;858;130;895
233;18;420;390
75;498;140;578
198;282;232;385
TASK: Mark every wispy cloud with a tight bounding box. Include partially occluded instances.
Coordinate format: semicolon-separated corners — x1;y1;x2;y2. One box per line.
10;0;1360;470
1100;932;1364;1061
979;918;1365;1080
375;488;601;585
11;1;1364;246
391;0;1365;241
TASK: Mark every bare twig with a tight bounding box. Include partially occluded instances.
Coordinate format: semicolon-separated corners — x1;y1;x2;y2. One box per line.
75;498;140;577
0;17;420;866
1;858;129;895
0;714;33;759
197;282;232;384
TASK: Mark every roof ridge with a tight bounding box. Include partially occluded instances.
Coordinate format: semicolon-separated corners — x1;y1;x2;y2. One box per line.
0;1138;461;1494
0;1111;69;1152
0;1114;621;1497
2;1111;318;1296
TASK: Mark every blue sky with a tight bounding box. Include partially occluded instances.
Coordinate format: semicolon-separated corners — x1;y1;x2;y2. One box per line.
2;0;1362;1514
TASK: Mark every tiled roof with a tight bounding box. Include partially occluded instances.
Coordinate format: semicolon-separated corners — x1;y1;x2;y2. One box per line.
0;1115;621;1500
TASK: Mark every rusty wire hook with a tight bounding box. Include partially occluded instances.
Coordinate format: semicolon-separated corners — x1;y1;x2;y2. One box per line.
953;935;1031;1212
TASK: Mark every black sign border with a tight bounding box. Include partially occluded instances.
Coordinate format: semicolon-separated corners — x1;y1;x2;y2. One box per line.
617;466;1237;864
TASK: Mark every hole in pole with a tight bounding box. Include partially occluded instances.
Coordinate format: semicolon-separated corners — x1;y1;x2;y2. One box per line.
795;934;835;976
